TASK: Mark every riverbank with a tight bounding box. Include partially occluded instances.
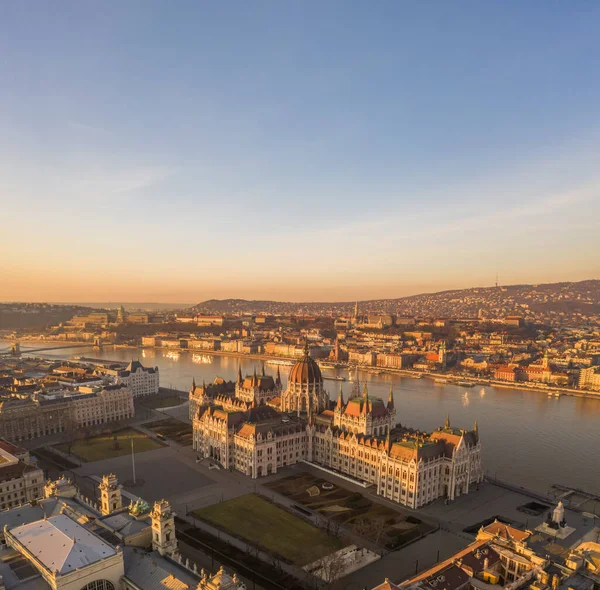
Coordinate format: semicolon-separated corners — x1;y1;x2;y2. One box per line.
140;346;600;401
6;339;600;401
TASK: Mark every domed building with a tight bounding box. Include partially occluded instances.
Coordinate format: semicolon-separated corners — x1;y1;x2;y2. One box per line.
192;343;483;509
280;343;329;416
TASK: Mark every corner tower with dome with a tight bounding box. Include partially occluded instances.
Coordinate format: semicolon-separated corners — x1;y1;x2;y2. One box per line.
192;345;483;509
280;342;329;416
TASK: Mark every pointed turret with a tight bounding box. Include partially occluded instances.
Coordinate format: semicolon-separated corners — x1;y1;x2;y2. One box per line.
336;384;345;409
474;419;478;435
303;338;309;357
444;414;450;429
385;429;391;451
262;364;265;377
387;384;394;409
192;377;196;390
363;382;369;400
237;365;243;384
275;366;281;387
253;366;257;386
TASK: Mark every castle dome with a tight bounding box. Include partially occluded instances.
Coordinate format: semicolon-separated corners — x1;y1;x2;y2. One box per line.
288;345;322;385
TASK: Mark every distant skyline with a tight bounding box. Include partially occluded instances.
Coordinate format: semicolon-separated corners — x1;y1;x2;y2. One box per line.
2;2;600;303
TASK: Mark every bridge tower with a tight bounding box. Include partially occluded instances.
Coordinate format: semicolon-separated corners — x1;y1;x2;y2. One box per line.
10;342;21;356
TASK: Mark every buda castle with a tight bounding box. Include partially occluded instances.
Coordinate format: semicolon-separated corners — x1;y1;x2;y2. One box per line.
191;345;483;509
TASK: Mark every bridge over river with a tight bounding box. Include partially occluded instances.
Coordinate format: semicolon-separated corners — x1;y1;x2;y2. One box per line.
0;342;95;356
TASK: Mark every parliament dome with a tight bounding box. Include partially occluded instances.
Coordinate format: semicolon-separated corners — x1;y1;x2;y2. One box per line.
288;346;322;384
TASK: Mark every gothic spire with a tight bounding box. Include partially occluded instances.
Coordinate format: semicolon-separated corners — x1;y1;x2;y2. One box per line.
237;365;243;384
262;363;265;377
192;377;196;390
474;419;478;435
276;366;281;387
362;383;370;414
303;338;309;357
387;384;394;409
445;414;450;429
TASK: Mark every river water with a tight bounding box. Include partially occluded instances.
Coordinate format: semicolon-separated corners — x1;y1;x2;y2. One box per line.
15;344;600;496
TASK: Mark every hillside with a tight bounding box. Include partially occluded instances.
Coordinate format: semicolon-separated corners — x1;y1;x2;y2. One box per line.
192;280;600;323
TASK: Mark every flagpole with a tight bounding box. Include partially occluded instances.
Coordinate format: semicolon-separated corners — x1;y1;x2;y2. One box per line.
131;437;136;485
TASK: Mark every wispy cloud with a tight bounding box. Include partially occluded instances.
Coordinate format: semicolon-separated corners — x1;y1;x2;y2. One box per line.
67;120;110;135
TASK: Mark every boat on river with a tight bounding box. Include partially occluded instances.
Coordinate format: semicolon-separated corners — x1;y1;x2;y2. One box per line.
266;359;295;366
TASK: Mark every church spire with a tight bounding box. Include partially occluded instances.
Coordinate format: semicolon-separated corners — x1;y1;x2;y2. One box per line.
261;363;265;377
276;366;281;387
474;419;478;435
387;384;394;409
445;414;450;429
303;338;309;357
237;365;243;384
192;377;196;390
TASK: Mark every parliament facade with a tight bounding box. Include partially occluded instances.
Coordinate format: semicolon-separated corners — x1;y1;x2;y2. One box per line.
192;345;483;509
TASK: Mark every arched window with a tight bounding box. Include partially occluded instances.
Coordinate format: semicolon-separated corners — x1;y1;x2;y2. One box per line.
80;581;115;590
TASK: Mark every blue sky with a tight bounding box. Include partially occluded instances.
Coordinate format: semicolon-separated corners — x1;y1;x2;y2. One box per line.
1;1;599;302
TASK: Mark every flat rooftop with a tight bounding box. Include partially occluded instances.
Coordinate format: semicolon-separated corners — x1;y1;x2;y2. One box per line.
9;514;117;575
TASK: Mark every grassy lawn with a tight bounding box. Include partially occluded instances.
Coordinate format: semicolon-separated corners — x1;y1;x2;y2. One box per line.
266;472;431;549
146;418;193;446
137;394;186;409
193;494;342;566
55;428;164;462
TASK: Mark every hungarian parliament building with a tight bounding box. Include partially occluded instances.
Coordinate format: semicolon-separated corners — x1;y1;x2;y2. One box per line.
190;345;483;509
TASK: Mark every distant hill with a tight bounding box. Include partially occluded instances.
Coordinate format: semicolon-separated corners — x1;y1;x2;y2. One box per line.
192;280;600;321
0;303;94;331
55;302;191;311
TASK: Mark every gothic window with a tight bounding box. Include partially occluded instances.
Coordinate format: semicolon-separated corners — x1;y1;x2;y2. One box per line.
80;581;115;590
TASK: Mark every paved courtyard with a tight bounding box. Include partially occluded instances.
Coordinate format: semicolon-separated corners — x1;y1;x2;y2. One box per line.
75;446;216;505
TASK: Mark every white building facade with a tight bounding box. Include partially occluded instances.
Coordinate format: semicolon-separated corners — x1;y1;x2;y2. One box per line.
193;350;483;508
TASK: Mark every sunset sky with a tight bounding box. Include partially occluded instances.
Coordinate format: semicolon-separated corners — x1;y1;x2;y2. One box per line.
2;2;600;303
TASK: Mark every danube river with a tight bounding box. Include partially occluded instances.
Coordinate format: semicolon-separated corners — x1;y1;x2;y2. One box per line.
17;344;600;496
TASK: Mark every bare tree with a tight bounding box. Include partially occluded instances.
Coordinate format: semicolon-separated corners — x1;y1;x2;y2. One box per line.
66;429;84;455
352;516;386;545
325;515;342;538
313;552;346;588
